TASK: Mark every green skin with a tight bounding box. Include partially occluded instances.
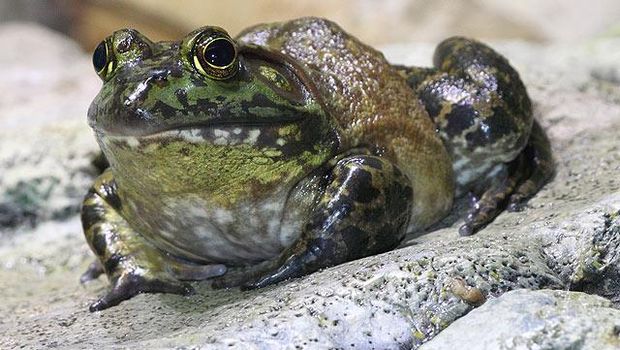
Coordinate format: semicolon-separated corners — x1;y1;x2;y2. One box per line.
81;18;553;311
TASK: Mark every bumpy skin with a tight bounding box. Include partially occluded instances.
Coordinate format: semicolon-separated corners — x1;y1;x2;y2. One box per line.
82;17;553;311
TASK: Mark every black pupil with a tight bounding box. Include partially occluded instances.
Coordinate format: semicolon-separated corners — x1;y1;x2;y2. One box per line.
93;41;107;73
204;39;235;67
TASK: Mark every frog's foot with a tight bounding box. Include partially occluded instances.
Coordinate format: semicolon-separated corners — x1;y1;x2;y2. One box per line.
88;256;226;312
241;240;332;290
458;160;523;236
217;155;412;290
86;250;226;312
82;170;226;311
459;120;554;236
89;270;194;312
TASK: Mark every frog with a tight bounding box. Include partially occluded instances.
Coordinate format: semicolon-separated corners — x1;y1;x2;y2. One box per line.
81;17;553;311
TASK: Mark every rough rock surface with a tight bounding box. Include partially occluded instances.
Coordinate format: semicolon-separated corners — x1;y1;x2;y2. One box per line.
419;289;620;350
1;23;619;349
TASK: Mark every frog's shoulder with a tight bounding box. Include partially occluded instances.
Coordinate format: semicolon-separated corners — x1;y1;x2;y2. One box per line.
236;17;343;48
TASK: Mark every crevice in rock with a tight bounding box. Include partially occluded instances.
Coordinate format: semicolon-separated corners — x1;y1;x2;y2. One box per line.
568;210;620;308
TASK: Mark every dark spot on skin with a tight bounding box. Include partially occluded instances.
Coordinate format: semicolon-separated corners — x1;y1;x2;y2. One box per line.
345;167;379;204
340;226;370;259
372;223;403;252
184;97;221;117
100;181;122;210
418;85;443;119
484;106;518;140
90;230;108;256
168;62;185;79
175;89;188;108
80;204;101;232
104;253;123;273
278;140;305;158
363;206;384;222
179;147;190;156
444;103;476;138
385;182;412;218
152;100;182;121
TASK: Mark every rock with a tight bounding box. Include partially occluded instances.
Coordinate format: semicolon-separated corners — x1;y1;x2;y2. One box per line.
419;289;620;350
0;23;101;228
1;23;619;349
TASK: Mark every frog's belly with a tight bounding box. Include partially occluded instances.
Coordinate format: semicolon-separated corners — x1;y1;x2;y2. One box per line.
124;194;305;265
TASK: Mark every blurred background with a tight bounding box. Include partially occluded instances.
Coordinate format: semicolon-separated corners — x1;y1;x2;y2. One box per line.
2;0;620;51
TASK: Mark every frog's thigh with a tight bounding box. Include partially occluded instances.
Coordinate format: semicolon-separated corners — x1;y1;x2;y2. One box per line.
81;170;226;311
421;36;533;188
243;155;413;289
417;37;553;235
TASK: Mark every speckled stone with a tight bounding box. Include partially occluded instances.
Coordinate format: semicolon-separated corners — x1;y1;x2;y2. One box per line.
0;23;100;228
1;24;619;349
419;289;620;350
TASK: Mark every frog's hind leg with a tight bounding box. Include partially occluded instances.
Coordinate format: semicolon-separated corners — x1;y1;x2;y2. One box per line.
399;37;553;235
212;155;412;290
506;120;554;211
81;170;226;311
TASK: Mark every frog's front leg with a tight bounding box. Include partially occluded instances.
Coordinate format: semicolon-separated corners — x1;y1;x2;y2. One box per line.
238;155;412;289
81;170;226;311
213;155;412;289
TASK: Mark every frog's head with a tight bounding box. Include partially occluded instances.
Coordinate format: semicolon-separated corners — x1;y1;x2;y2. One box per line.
88;27;340;206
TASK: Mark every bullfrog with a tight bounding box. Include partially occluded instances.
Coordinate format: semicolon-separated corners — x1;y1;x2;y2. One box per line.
81;17;553;311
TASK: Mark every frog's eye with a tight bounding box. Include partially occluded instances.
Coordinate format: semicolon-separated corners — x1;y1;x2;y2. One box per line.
92;40;114;79
192;31;238;80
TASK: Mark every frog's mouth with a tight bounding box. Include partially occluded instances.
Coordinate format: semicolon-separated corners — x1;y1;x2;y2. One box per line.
104;122;298;149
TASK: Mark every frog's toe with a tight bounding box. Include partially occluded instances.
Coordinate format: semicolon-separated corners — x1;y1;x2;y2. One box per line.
89;273;194;312
241;257;304;290
80;260;105;283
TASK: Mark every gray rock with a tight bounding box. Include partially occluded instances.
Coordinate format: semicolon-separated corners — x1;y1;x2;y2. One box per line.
419;289;620;350
0;23;100;228
1;23;619;349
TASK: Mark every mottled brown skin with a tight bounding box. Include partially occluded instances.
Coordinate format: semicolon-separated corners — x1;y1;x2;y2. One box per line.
81;17;553;311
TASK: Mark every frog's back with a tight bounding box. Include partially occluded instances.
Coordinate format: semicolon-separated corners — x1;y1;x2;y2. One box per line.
237;17;454;229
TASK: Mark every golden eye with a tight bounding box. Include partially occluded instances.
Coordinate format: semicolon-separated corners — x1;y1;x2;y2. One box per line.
192;31;238;80
92;40;114;79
